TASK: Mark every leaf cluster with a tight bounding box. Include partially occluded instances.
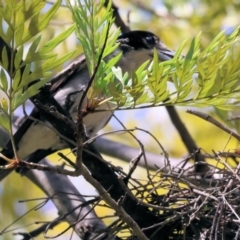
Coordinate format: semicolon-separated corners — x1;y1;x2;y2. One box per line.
0;0;75;132
66;0;121;100
108;28;240;110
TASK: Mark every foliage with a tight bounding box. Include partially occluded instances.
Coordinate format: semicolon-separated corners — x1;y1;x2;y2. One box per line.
107;28;240;110
66;0;240;111
0;0;75;134
66;0;121;101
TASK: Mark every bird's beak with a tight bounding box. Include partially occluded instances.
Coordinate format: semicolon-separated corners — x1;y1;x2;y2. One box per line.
157;47;175;61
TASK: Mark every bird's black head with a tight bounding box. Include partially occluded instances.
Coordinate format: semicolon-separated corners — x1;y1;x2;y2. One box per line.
115;31;175;73
117;31;160;51
117;30;175;63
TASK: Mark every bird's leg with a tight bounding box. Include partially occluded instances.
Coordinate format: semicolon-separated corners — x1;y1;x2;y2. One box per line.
0;153;21;169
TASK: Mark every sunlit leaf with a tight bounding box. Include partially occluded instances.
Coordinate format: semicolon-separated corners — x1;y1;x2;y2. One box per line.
1;46;9;71
39;24;76;54
0;68;8;92
14;45;23;69
21;0;61;44
0;111;10;132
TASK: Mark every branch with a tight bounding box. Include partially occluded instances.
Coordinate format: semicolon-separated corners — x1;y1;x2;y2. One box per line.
81;165;148;240
0;125;114;239
94;137;194;174
26;164;110;239
104;1;130;33
187;109;240;141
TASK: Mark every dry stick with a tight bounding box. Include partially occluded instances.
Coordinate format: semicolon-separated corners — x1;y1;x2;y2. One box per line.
75;22;147;238
118;176;194;211
187;109;240;141
81;165;148;240
76;21;111;174
111;114;156;190
111;114;147;179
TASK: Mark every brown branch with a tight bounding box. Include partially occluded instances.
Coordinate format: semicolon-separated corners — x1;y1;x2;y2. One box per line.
104;1;130;33
187;109;240;141
80;165;148;240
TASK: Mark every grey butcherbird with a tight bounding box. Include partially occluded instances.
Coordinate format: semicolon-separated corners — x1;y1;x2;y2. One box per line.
0;30;175;180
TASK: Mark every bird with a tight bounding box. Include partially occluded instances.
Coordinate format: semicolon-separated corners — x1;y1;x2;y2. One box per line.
0;30;175;181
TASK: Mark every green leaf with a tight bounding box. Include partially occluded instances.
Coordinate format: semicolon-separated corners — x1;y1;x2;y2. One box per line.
24;0;45;22
12;68;22;92
43;51;75;71
15;63;31;90
11;78;49;110
0;111;10;132
25;35;42;62
1;46;9;71
39;24;76;54
0;69;8;92
15;20;25;48
21;0;61;44
14;45;23;69
0;4;12;27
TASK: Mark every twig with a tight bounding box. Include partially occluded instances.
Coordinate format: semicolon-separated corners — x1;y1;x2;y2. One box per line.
118;176;194;211
76;20;112;174
104;1;130;33
81;165;149;240
187;109;240;141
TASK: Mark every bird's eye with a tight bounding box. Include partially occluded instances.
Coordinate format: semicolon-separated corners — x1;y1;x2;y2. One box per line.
145;35;155;45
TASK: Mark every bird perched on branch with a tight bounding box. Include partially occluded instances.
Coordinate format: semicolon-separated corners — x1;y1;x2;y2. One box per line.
0;30;175;181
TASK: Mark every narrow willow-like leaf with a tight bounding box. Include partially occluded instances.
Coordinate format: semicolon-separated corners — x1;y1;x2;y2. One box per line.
1;46;9;71
15;63;31;90
14;45;23;69
136;92;150;105
0;112;10;132
11;78;49;110
173;39;187;60
148;49;161;99
23;53;56;66
195;76;216;99
25;35;42;62
105;52;122;70
39;24;76;54
0;68;8;92
177;81;192;101
24;0;45;23
15;23;25;48
14;1;25;29
43;51;75;71
22;69;51;87
4;25;14;46
21;0;61;44
203;30;226;54
12;68;22;92
0;4;12;27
